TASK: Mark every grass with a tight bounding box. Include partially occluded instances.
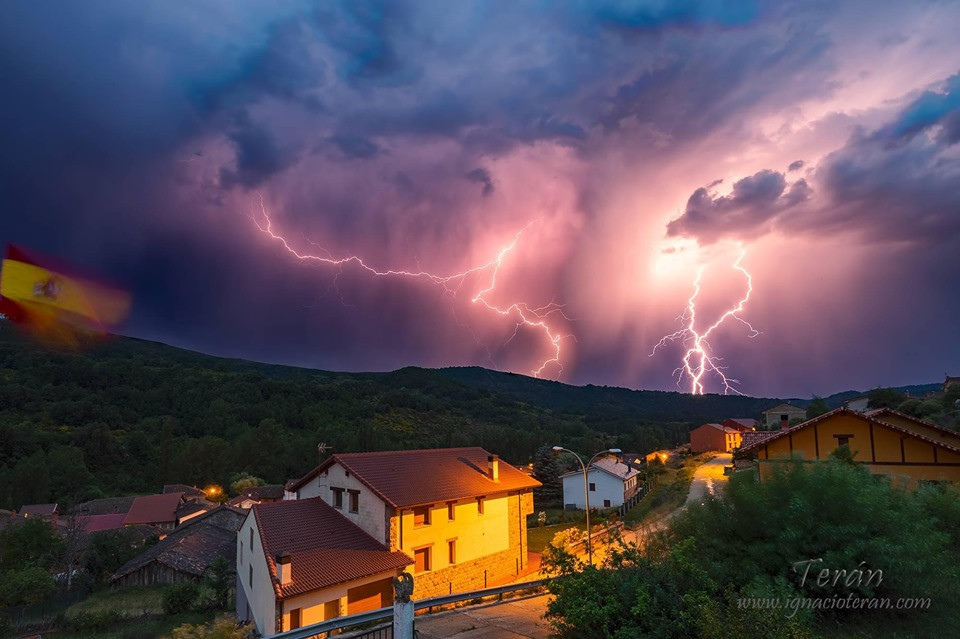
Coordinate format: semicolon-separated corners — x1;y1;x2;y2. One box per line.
55;611;215;639
527;522;588;552
65;585;166;618
624;452;717;525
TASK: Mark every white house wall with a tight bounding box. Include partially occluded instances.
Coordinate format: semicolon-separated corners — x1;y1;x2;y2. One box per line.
236;510;276;637
297;463;389;545
561;470;625;509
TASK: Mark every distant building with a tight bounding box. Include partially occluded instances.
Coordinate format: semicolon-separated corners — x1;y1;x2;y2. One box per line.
240;447;540;636
722;418;758;432
741;407;960;487
689;423;742;453
761;403;807;429
124;493;186;532
17;503;59;522
845;396;870;412
112;506;246;588
560;457;639;510
70;496;135;517
227;485;285;510
76;513;127;533
945;375;960;392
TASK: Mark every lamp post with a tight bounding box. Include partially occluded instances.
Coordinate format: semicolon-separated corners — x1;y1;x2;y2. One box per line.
552;446;622;566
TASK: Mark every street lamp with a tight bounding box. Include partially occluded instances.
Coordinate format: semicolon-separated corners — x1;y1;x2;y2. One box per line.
552;446;622;566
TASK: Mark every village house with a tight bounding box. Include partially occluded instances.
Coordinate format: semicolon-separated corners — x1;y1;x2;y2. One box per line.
112;505;246;588
124;492;186;532
239;447;539;636
560;457;638;509
227;485;285;510
844;395;870;412
740;407;960;487
761;402;807;429
689;423;742;453
17;503;60;522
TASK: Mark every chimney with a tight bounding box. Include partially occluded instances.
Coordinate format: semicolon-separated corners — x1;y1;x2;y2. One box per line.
780;416;789;431
487;455;500;482
276;552;292;586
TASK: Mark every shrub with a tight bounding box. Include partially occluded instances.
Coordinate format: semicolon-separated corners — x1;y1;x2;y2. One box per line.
163;582;201;615
167;617;253;639
65;610;122;632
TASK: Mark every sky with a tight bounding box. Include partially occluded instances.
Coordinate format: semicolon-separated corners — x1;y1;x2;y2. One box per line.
2;0;959;398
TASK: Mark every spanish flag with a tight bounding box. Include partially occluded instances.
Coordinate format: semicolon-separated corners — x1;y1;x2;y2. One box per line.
0;244;130;335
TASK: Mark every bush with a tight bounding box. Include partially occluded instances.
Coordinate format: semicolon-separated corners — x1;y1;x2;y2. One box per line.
65;610;122;632
163;582;201;615
167;617;253;639
0;566;56;606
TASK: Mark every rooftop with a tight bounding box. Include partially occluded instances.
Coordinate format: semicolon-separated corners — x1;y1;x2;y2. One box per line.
76;513;127;533
289;447;540;508
124;493;184;526
254;498;412;599
18;503;58;517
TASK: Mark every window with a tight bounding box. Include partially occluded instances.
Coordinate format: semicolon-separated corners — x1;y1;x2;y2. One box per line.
332;487;344;509
414;547;431;573
589;482;596;492
448;539;457;565
837;436;850;447
249;528;253;548
413;505;431;526
476;497;485;514
780;414;788;422
239;540;243;564
447;501;456;521
289;608;301;630
603;499;611;508
248;564;253;588
348;489;360;513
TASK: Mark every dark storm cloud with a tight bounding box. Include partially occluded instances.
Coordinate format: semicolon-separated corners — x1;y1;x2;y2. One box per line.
788;160;805;172
464;168;494;197
220;114;300;188
323;134;381;159
667;170;812;243
669;72;960;245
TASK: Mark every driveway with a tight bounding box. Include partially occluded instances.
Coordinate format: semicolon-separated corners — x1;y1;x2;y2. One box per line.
685;452;732;505
416;594;553;639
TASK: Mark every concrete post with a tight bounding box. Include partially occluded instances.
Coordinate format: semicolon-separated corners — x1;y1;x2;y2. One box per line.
393;572;415;639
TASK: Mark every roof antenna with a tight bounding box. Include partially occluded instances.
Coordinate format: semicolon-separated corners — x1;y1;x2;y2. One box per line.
318;442;331;465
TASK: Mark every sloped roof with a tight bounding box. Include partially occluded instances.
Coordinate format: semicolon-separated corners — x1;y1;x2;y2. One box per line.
124;493;184;525
692;423;739;434
289;447;540;508
253;498;412;599
863;407;960;441
762;402;805;413
69;496;135;516
724;418;758;430
176;501;213;521
18;504;58;517
77;513;127;533
740;407;960;456
560;457;639;482
164;484;206;498
741;430;777;449
241;485;285;501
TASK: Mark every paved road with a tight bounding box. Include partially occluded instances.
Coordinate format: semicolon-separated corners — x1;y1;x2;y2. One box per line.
416;594;553;639
685;452;732;505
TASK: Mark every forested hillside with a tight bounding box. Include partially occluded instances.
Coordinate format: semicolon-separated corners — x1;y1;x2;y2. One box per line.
0;323;935;511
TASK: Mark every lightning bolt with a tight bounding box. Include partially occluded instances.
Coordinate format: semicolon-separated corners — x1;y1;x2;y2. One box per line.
250;195;571;378
651;244;759;395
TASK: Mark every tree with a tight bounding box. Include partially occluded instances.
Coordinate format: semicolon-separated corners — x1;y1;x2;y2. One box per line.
532;445;563;505
805;396;829;420
0;566;56;606
229;473;265;496
205;556;232;610
84;528;156;584
0;518;65;570
867;387;907;409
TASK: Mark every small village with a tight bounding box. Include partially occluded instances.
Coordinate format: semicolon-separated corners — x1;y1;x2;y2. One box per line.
3;377;958;638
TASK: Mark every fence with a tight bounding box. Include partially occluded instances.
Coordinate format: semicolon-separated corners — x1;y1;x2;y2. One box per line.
618;474;659;518
271;579;551;639
4;585;91;633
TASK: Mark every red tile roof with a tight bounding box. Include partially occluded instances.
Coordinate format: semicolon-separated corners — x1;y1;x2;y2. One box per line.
723;418;758;431
77;513;127;533
124;493;184;525
253;498;412;599
289;447;540;508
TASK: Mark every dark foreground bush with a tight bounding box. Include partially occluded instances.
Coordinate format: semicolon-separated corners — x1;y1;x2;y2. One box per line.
163;582;201;615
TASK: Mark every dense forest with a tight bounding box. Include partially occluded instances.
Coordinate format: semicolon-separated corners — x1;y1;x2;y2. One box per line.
0;323;938;511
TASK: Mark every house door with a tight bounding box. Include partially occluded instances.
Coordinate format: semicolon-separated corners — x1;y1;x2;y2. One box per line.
346;578;393;615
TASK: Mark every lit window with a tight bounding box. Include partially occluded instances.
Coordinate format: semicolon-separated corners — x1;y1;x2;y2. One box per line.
413;505;431;526
448;539;456;565
414;547;431;573
349;490;359;513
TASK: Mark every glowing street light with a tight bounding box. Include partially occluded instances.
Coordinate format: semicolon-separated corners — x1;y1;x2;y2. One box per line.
552;446;622;566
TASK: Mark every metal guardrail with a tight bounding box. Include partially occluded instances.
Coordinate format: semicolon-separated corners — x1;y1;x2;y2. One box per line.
270;578;552;639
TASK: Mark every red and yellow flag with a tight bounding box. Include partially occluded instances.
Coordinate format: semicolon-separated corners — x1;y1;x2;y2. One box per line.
0;244;130;335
